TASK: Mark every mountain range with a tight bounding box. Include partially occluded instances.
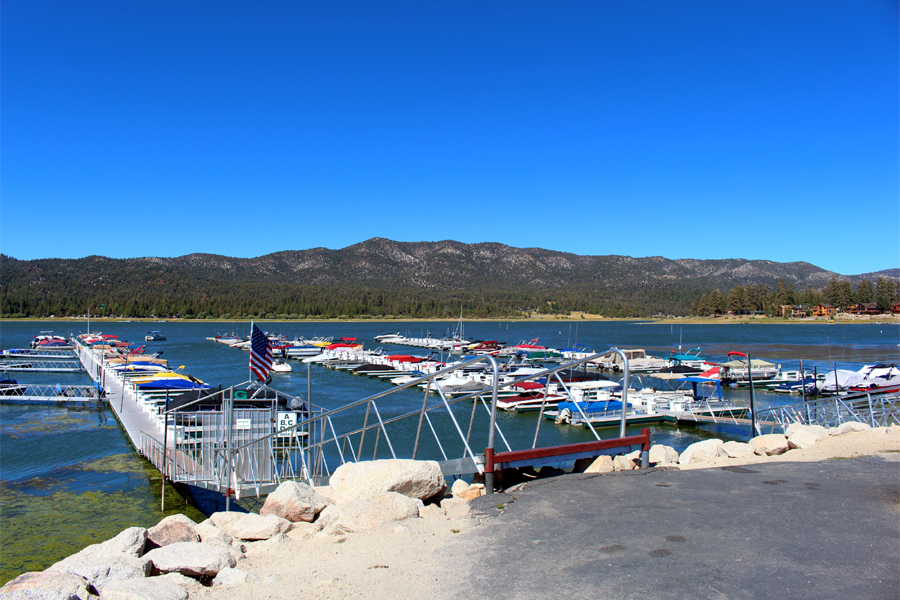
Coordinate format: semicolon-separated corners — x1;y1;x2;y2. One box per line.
1;238;896;318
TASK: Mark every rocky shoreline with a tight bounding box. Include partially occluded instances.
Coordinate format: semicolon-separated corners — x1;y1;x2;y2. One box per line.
3;422;897;599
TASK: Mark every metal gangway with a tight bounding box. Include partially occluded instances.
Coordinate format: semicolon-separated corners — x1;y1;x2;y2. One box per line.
753;389;900;435
0;383;102;404
139;349;652;507
1;359;84;373
1;348;77;359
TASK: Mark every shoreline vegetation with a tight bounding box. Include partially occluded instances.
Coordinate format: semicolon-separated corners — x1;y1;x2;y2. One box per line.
2;314;898;325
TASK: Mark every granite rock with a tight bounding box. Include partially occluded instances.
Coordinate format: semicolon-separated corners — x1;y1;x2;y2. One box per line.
259;481;327;523
142;542;236;577
330;459;446;503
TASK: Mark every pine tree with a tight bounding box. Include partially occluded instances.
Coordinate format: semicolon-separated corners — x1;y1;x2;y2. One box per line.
856;279;873;304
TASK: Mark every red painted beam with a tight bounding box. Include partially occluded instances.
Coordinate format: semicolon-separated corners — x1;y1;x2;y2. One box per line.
489;428;651;468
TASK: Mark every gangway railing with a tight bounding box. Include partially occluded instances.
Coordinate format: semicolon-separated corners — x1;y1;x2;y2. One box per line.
1;360;84;373
0;383;101;404
1;348;77;359
753;390;900;435
211;350;645;501
132;348;653;509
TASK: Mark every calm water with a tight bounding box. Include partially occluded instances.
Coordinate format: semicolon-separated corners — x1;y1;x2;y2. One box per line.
0;319;898;583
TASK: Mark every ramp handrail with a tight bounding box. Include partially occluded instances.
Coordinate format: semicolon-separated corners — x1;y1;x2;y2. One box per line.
753;390;900;434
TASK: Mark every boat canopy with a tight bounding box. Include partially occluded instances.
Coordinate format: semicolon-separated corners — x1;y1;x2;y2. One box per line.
675;376;720;384
513;381;545;390
719;358;775;368
566;380;622;390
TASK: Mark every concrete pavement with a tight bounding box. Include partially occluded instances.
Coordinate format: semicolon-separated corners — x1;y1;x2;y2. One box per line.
433;455;900;600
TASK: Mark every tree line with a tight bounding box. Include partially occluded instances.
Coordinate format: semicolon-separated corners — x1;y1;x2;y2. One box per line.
691;277;900;317
2;252;897;320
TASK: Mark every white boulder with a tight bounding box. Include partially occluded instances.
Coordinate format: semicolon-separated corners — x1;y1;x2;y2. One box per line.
751;434;789;456
49;555;151;593
60;527;148;566
315;505;355;536
679;439;725;464
784;423;828;439
722;441;754;458
259;480;327;523
100;575;189;600
208;512;244;534
612;455;636;471
649;444;679;465
830;421;872;436
285;521;322;540
329;459;446;503
224;513;293;541
450;479;471;497
584;455;614;473
195;522;233;547
322;491;422;533
788;428;821;450
142;541;237;577
0;571;96;600
147;514;200;548
440;497;470;519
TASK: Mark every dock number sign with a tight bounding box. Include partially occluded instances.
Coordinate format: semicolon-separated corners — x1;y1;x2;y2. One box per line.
277;412;297;438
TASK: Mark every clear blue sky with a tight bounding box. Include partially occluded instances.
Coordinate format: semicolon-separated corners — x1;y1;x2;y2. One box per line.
2;1;898;275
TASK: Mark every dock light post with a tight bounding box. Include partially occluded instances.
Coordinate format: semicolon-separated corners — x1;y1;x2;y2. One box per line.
747;353;757;440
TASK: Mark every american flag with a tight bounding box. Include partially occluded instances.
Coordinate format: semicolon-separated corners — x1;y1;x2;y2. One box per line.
249;324;273;382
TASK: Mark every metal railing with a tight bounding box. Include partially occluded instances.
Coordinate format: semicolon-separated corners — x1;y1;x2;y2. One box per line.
1;348;77;359
136;348;651;506
0;360;84;373
753;390;900;435
0;383;101;402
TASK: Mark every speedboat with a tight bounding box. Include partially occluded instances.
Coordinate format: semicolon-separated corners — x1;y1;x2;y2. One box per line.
271;359;292;373
821;364;900;394
374;332;404;344
145;331;167;341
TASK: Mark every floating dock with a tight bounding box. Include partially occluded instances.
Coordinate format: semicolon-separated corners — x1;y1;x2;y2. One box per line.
75;343;166;450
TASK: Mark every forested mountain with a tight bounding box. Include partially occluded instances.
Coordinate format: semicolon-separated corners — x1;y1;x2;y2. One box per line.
1;238;897;319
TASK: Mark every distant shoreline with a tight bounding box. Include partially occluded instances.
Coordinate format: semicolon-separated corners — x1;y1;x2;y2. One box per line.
2;316;897;325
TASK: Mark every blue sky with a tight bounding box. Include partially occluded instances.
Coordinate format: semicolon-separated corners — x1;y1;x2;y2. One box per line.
2;1;898;275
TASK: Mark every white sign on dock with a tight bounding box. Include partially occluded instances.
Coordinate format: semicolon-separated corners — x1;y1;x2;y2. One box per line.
277;412;297;438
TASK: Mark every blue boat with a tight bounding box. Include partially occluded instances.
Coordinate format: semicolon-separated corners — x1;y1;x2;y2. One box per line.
136;378;210;390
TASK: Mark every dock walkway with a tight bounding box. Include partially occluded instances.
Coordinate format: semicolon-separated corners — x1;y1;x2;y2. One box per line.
75;344;164;449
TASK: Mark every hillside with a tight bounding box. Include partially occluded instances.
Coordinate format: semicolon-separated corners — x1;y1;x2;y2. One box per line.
1;239;896;318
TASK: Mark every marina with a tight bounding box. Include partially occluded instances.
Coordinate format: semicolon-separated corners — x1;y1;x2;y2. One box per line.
1;319;898;584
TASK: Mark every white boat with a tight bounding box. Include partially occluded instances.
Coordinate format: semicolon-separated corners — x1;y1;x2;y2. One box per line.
819;364;900;394
282;344;321;358
271;359;292;373
145;331;166;341
374;332;404;344
718;352;780;384
593;349;667;373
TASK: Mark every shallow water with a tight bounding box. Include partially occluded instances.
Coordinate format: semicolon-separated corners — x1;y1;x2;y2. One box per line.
0;318;897;583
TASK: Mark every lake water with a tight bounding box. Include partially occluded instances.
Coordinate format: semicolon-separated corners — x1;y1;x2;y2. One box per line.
1;318;898;583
